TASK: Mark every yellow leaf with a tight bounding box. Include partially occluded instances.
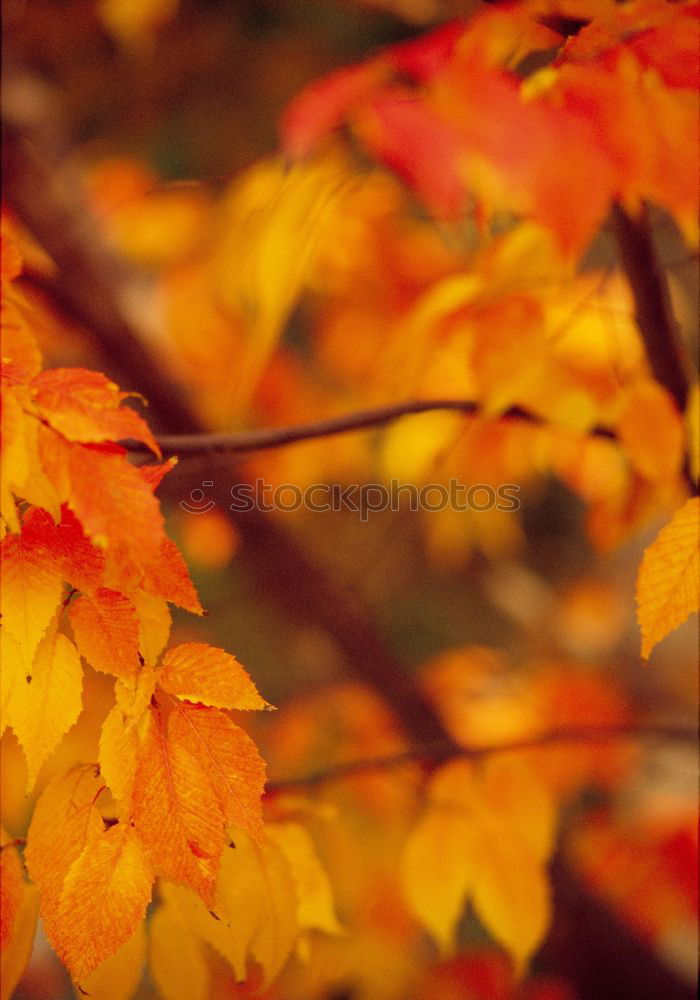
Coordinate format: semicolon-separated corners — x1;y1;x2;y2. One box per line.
399;762;478;952
158;643;269;711
217;832;298;986
99;705;140;808
267;822;343;936
636;497;700;658
0;630;23;737
132;590;171;667
157;880;243;979
6;621;83;789
160;832;299;987
215;154;351;410
469;808;552;974
76;921;147;1000
54;824;154;983
400;756;555;971
149;900;208;1000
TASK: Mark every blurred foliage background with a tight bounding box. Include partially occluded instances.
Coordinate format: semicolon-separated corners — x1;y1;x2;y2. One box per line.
2;1;697;998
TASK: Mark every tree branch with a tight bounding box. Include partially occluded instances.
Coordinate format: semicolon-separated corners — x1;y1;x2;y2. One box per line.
122;400;617;458
266;723;698;791
1;91;451;748
611;203;693;415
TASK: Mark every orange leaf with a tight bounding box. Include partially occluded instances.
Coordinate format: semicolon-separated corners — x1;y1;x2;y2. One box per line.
168;701;266;843
140;538;203;615
158;643;269;710
70;588;141;681
0;829;24;948
52;505;106;594
0;509;64;671
32;367;160;456
636;497;700;659
0;875;37;1000
53;823;154;983
131;705;225;904
617;380;684;482
25;766;106;947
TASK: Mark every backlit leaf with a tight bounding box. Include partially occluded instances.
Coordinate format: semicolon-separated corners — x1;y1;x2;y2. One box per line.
0;881;38;1000
400;755;555;970
131;705;225;904
54;823;154;982
70;588;141;681
6;621;83;789
636;497;700;658
149;900;208;1000
25;766;106;947
31;367;160;456
0;510;63;671
167;701;266;843
267;822;343;936
158;642;269;711
77;921;147;1000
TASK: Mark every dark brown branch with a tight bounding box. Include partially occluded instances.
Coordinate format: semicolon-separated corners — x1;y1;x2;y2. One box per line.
266;723;698;791
123;401;617;458
611;203;693;414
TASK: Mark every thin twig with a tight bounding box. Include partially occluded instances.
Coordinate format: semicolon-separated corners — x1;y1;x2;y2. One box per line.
266;722;698;790
124;401;617;458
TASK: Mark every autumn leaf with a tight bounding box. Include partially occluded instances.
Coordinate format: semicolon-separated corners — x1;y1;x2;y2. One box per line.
53;823;154;982
149;900;209;1000
31;367;160;456
0;828;24;949
70;587;141;681
39;430;167;569
52;505;106;594
25;766;106;950
400;755;555;971
617;379;684;483
162;831;299;985
0;847;38;1000
130;704;227;903
636;497;700;658
167;701;267;843
78;922;147;1000
267;822;343;937
131;590;171;667
158;642;269;710
4;618;83;788
139;538;203;615
0;508;64;672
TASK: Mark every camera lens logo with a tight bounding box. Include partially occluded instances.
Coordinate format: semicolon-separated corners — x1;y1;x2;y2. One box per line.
179;481;216;513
